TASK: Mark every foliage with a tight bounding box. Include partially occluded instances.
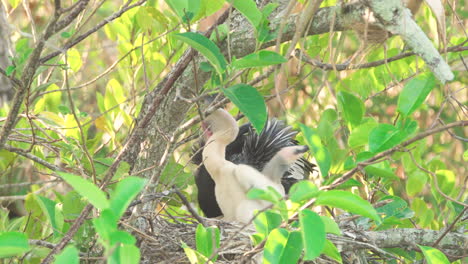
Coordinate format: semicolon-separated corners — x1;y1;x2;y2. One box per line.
0;0;466;263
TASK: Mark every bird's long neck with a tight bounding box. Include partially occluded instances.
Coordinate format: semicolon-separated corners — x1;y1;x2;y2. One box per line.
202;134;230;178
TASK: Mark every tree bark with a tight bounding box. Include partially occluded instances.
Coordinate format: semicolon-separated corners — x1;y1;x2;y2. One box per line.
0;3;13;106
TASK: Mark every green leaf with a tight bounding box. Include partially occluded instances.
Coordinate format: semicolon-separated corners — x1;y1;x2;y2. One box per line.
406;171;428;196
232;50;287;69
348;121;378;148
93;209;117;241
320;216;341;235
61;31;72;38
397;73;436;117
174;32;226;76
368;124;407;153
418;245;450;264
289;181;319;203
247;186;281;203
165;0;201;22
322;240;342;263
6;65;15;76
67;48;82;72
62;191;86;220
109;177;146;219
299;124;331;177
58;172;109;210
364;164;398;180
196;224;220;260
263;228;302;264
110;244;141;264
337;91;365;128
315;190;381;223
109;231;137;245
53;245;79;264
253;210;282;237
232;0;262;29
182;242;212;264
0;232;29;258
299;210;326;260
35;195;61;237
222;84;267;132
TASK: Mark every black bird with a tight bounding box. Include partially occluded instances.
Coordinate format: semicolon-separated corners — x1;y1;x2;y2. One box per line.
192;117;316;218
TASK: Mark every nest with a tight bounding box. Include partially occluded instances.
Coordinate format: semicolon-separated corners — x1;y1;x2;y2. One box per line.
138;212;258;264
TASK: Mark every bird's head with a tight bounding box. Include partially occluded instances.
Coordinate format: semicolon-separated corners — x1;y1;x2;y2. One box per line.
202;109;239;145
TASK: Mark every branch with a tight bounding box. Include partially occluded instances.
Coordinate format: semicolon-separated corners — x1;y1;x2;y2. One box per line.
324;120;468;190
364;0;454;83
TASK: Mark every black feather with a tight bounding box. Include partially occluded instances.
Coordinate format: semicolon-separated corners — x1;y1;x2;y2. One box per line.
193;119;316;218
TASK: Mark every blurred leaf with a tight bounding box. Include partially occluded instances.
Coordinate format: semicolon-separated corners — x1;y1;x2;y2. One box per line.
6;65;15;76
397;73;436;117
0;232;29;258
322;239;342;263
159;158;192;189
110;244;141;264
369;124;407;153
424;0;446;45
232;50;286;69
136;7;153;31
315;190;381;223
364;164;398;180
247;186;281;203
109;230;136;245
254;210;282;237
320;216;341;235
62;191;87;220
196;224;220;260
109;177;146;219
165;0;200;22
58;172;109;210
337;91;365;128
348;121;378;149
435;170;455;195
60;31;72;38
299;124;331;177
222;84;267;132
35;195;61;237
53;245;79;264
406;171;428;196
376;196;414;221
289;181;319;203
418;245;450;264
174;32;226;76
263;228;302;264
8;0;21;9
299;210;326;260
232;0;262;29
182;242;212;264
67;48;83;72
93;209;118;241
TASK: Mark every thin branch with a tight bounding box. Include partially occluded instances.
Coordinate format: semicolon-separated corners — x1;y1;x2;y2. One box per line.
324;120;468;190
174;188;206;227
3;144;62;171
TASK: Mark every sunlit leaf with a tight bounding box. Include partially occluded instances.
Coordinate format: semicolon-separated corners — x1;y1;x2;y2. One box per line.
109;177;146;219
67;48;83;72
418;245;450;264
299;210;326;260
174;32;226;76
263;228;302;264
289;181;319;203
222;84;267;132
337;91;365;128
53;245;79;264
299;124;331;177
315;190;381;223
397;73;436;117
232;0;262;29
232;50;287;69
58;172;109;210
0;232;29;258
196;224;220;260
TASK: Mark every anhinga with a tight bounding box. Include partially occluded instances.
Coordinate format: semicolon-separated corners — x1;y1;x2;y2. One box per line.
193;109;315;222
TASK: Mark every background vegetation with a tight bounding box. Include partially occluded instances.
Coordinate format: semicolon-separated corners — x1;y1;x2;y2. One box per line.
0;0;466;263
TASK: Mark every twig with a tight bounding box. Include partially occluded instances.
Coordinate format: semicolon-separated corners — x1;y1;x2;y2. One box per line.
174;188;206;227
324;120;468;190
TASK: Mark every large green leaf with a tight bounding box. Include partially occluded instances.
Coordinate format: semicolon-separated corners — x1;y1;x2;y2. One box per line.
253;210;282;237
165;0;201;23
315;190;381;223
174;32;227;76
299;124;331;177
109;177;146;219
337;91;365;128
110;244;141;264
196;224;220;261
369;118;417;153
53;245;79;264
397;73;436;117
231;0;262;29
348;120;378;149
0;232;29;258
322;240;342;263
263;228;302;264
58;172;109;210
222;84;267;132
418;245;450;264
289;181;319;203
299;210;326;260
35;195;61;237
232;50;287;69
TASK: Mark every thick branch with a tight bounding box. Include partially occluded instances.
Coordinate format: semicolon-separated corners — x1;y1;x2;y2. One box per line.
365;0;454;83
